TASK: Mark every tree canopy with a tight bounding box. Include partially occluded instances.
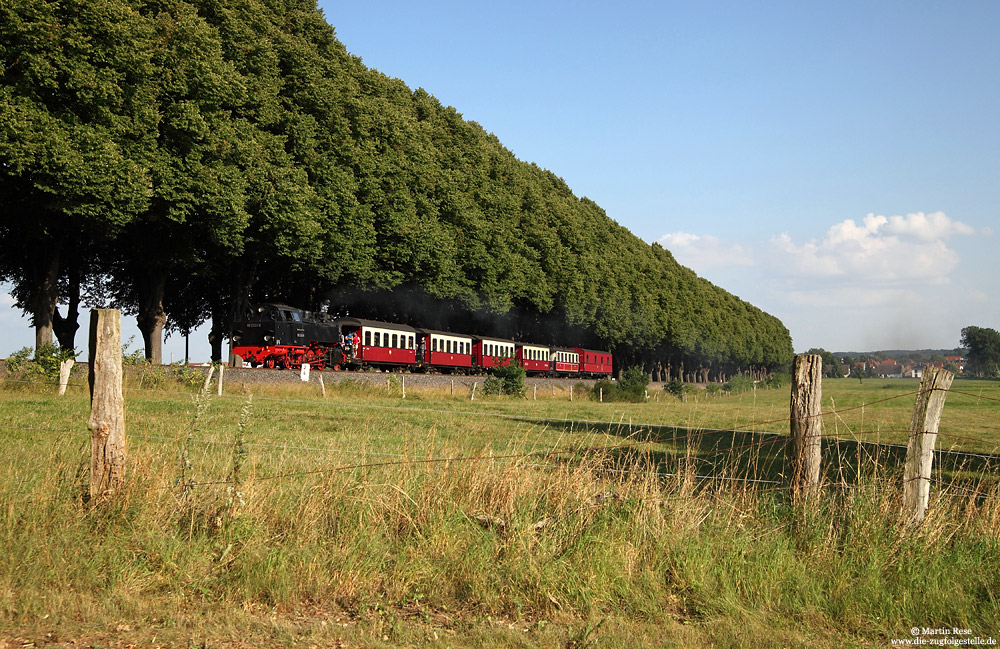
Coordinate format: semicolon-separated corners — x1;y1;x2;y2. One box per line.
1;0;794;379
961;326;1000;378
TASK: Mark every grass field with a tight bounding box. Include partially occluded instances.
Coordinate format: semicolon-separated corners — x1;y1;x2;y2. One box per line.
2;372;999;648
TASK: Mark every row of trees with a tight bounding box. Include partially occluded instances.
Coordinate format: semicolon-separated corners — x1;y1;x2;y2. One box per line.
1;0;793;379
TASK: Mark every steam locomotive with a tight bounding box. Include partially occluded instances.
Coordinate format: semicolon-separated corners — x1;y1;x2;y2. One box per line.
230;303;613;377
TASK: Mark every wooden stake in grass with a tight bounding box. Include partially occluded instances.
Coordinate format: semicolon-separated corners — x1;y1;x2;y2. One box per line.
318;374;326;397
903;366;954;523
88;309;126;503
789;353;822;503
471;382;477;401
57;358;74;396
217;364;224;396
202;364;215;392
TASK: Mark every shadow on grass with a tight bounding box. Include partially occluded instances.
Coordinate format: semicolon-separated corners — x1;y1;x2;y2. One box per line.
511;417;1000;495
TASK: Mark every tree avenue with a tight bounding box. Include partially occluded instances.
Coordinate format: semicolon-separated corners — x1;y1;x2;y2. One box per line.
1;0;794;380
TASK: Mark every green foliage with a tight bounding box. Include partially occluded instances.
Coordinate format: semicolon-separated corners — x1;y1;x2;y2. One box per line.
764;372;790;389
664;378;684;399
724;375;756;394
961;326;1000;378
2;344;76;381
593;366;649;402
0;0;796;376
482;361;526;397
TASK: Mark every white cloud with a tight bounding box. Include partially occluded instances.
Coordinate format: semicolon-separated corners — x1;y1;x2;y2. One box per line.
768;211;975;285
654;211;991;351
656;232;754;272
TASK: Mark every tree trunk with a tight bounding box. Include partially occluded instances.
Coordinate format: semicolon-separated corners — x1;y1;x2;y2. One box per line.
30;252;60;350
209;306;226;364
53;260;82;350
136;272;167;364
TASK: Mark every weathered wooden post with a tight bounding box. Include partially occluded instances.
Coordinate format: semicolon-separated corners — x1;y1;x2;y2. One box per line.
570;384;573;402
789;354;823;503
57;358;75;396
217;364;225;396
202;364;215;392
88;309;126;503
533;384;537;401
600;387;603;403
903;366;954;523
471;382;477;401
318;374;326;397
401;376;406;399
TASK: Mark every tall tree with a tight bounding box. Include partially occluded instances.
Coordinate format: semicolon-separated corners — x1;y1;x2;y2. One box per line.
0;0;153;350
961;326;1000;378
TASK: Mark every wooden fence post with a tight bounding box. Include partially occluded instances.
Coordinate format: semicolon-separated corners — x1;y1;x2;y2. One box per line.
57;359;75;396
570;385;573;402
217;364;224;396
533;384;537;401
88;309;126;503
202;364;215;392
471;382;477;401
401;376;406;399
318;374;326;397
903;367;954;523
789;354;822;502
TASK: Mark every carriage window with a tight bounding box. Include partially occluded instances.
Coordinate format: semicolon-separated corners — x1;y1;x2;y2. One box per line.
376;332;383;347
288;311;302;323
364;331;371;346
392;333;398;348
408;336;414;349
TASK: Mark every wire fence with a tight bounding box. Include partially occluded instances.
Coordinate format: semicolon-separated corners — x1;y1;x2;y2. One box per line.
2;372;999;501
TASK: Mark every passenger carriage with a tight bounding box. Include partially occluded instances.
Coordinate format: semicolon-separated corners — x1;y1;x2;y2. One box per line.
551;348;580;375
575;348;613;377
419;329;474;372
337;317;418;369
516;343;551;374
474;336;516;370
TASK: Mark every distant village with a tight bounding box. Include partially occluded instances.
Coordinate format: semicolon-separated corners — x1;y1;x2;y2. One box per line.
828;353;965;379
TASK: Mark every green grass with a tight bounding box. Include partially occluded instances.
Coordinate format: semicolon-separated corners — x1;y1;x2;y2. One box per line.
1;374;999;648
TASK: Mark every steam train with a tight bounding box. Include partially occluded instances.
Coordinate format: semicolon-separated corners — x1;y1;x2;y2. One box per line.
230;303;613;377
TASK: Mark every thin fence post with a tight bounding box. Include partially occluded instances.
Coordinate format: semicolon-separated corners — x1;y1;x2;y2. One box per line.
533;384;537;401
789;353;822;503
471;382;477;401
88;309;126;503
600;387;603;403
217;364;224;396
570;385;573;402
903;367;954;523
57;359;74;396
401;376;406;399
202;364;215;392
318;374;326;397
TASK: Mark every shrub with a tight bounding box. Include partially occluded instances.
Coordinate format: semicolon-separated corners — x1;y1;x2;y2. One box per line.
593;366;649;402
483;361;525;397
764;372;790;389
724;374;756;394
3;344;78;382
664;378;684;398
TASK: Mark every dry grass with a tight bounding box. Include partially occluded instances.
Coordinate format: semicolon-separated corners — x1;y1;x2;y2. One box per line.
1;375;999;648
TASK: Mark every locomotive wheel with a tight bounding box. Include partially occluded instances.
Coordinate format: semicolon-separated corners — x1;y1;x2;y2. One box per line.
265;358;276;369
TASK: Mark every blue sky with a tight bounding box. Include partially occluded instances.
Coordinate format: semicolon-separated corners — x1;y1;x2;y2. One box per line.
2;0;998;359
